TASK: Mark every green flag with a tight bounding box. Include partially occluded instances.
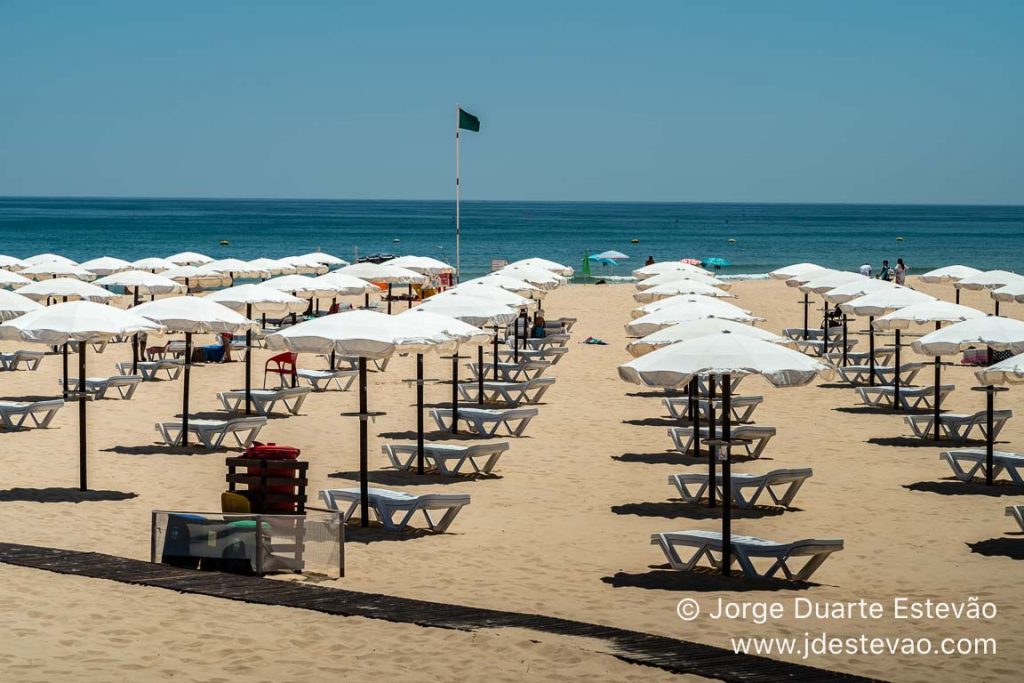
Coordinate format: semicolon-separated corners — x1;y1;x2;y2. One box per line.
458;108;480;132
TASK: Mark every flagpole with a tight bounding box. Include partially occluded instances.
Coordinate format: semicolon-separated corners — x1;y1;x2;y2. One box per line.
455;103;461;284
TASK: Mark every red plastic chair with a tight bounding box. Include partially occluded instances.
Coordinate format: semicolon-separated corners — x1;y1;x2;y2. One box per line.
264;352;298;388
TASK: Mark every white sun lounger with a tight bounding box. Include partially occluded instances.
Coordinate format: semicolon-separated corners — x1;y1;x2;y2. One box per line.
296;368;358;392
333;355;389;372
668;469;813;509
663;395;764;424
667;425;777;459
837;362;926;385
118;359;183;381
651;530;843;581
1006;506;1024;531
467;360;551;382
782;326;843;342
0;350;45;371
940;449;1024;485
319;488;470;532
61;375;143;400
457;377;556;405
794;338;858;357
218;386;311;416
824;347;896;367
497;346;569;364
155;416;267;449
905;410;1013;442
382;442;511;476
431;406;539;437
857;385;955;411
0;399;65;430
522;333;570;349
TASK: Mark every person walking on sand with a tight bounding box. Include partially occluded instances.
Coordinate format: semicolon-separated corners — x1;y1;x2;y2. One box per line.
859;262;873;277
894;258;908;286
879;259;892;281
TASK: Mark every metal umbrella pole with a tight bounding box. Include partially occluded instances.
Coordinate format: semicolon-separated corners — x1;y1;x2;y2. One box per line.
933;321;942;441
892;329;901;411
868;316;876;386
822;300;830;355
181;332;192;446
720;373;733;576
78;342;88;491
245;303;253;415
801;291;810;340
450;353;460;433
841;312;849;366
492;325;500;380
707;375;717;508
416;354;425;474
359;358;369;525
477;345;484;405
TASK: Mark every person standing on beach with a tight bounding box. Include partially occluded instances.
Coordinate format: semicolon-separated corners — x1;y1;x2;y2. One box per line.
645;255;655;266
894;258;907;285
879;259;892;281
859;262;872;277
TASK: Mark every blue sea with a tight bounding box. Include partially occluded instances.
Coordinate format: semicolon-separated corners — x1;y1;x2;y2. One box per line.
0;197;1021;280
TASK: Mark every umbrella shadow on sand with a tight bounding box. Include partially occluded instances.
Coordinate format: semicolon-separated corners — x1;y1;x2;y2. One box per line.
903;479;1024;497
377;429;528;442
622;417;680;428
968;537;1024;560
0;487;137;503
867;436;974;449
103;444;228;456
612;451;767;466
328;469;500;486
611;501;791;520
602;565;818;592
833;405;932;417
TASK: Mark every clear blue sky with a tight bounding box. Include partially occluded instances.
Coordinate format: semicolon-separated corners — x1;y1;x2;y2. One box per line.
1;1;1021;204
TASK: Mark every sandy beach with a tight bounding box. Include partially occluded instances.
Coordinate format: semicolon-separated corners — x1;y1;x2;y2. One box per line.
0;278;1021;682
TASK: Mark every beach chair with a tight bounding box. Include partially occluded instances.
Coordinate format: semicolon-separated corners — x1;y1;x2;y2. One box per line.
651;530;843;581
836;361;923;385
782;326;843;343
296;368;358;392
663;395;764;424
522;333;571;349
856;385;955;411
334;355;390;372
556;317;577;332
668;468;813;508
0;350;45;371
0;399;65;430
794;337;857;357
217;386;311;416
1006;505;1024;532
940;449;1024;485
905;410;1013;442
466;360;550;382
382;442;510;476
456;377;556;405
263;352;297;388
430;406;539;437
497;345;568;364
118;359;183;381
61;375;143;400
824;347;896;368
155;416;267;449
319;488;470;532
667;425;777;459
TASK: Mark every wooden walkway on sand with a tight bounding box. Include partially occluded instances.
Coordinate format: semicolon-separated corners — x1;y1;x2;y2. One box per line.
0;542;881;682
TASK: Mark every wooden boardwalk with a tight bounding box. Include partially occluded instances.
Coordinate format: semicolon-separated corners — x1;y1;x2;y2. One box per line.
0;542;881;682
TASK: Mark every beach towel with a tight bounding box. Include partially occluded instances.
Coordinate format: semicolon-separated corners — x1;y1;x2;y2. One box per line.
583;336;608;345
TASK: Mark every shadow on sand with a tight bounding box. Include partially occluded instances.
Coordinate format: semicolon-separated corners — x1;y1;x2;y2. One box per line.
602;565;817;592
328;469;498;486
968;538;1024;560
611;501;791;520
0;487;137;503
904;479;1024;497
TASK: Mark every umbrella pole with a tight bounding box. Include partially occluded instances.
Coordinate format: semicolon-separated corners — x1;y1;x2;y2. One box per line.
842;312;849;367
893;329;901;411
182;332;192;447
417;354;425;474
986;348;994;486
359;357;369;526
451;355;459;434
492;326;499;381
995;300;1000;316
477;346;484;405
690;376;701;464
387;284;393;314
364;292;369;309
955;287;960;305
62;343;69;399
78;343;88;491
823;301;830;355
721;373;732;576
245;303;253;415
513;319;519;363
133;287;140;307
933;322;942;441
868;317;876;386
802;292;809;340
330;349;336;370
408;284;413;309
707;375;717;508
132;333;139;375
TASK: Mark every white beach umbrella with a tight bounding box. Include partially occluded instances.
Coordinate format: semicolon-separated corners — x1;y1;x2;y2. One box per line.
633;294;750;319
460;274;542;296
785;268;838;287
78;256;132;276
445;283;533;308
769;262;828;281
279;255;330;275
633;281;733;303
991;281;1024;304
956;270;1024;315
0;289;44;320
0;301;162;490
131;257;176;273
132;296;256;446
17;278;116;303
247;257;296;276
976;353;1024;386
627;318;791;357
160;265;230;289
312;272;380;295
19;262;97;281
920;265;982;283
207;258;270;280
299;251;348;267
595;250;629;260
25;253;77;267
494;264;566;289
93;270;187;301
166;251;213;266
506;257;574;277
823;279;897;304
334;263;428;284
263;274;332;299
268;310;449;525
383;255;454;274
627;304;763;337
632;261;709;280
0;254;30;271
634;270;728;290
799;271;866;294
0;269;32;289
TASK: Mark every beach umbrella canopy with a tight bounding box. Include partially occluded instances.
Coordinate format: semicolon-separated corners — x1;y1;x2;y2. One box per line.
0;289;44;320
920;265;982;283
626;318;791;357
873;301;987;330
78;256;132;276
383;255;454;274
494;264;567;289
634;270;728;289
595;250;629;260
840;287;936;317
0;269;32;289
0;301;163;490
799;271;867;294
131;257;176;273
17;278;116;303
247;257;296;276
0;254;30;271
166;251;213;266
627;304;763;337
770;262;828;281
334;263;428;284
702;257;731;268
446;283;533;308
633;281;733;303
460;274;542;296
262;274;326;298
207;258;270;279
976;353;1024;386
19;262;97;281
278;255;330;275
299;251;348;267
912;316;1024;356
205;284;307;317
312;272;380;295
161;265;230;288
588;255;618;266
823;278;897;304
93;270;187;296
506;257;574;277
632;261;709;280
412;291;517;327
633;294;751;319
991;281;1024;303
954;270;1024;291
25;253;77;267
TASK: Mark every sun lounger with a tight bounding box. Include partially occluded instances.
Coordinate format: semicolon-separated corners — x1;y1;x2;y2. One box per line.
824;347;896;367
906;410;1013;442
1006;505;1024;532
118;359;183;381
794;337;857;357
668;425;776;459
382;442;511;476
651;530;843;581
522;333;570;349
940;449;1024;485
837;361;925;385
155;416;267;449
0;399;65;430
498;346;568;364
217;386;311;416
782;326;843;342
333;355;390;372
319;488;470;532
430;406;539;437
456;377;556;405
668;468;813;508
467;360;550;382
663;395;764;424
61;375;143;400
296;368;358;392
857;384;955;411
0;350;45;371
